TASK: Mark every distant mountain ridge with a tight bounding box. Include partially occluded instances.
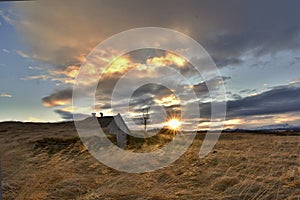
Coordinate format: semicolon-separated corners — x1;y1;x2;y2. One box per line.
223;123;300;133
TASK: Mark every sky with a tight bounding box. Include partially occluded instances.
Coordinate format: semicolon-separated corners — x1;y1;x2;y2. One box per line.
1;0;300;130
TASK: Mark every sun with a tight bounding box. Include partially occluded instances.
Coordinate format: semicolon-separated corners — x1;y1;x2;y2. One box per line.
167;118;181;130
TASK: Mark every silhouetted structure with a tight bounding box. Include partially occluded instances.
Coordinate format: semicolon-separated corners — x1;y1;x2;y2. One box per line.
141;108;150;131
89;113;129;148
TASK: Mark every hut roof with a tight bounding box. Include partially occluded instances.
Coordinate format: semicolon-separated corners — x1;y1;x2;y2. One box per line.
97;116;114;128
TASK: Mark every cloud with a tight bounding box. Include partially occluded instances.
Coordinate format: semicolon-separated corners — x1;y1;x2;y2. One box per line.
227;84;300;117
12;1;300;125
212;56;243;68
54;109;89;120
199;83;300;120
39;48;228;123
93;50;205;111
13;0;300;69
129;83;180;109
22;65;80;84
0;9;16;25
203;112;300;129
147;52;187;67
16;50;32;58
2;49;9;53
0;93;12;98
42;88;72;107
191;76;231;98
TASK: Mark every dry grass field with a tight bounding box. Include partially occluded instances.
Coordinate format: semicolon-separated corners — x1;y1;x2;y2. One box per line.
0;122;299;200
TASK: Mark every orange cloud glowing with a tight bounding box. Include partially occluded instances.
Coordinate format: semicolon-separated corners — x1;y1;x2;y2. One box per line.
147;52;187;67
154;94;180;107
104;55;133;74
43;99;70;107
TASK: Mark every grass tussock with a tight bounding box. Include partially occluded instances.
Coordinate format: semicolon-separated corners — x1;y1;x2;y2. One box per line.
33;137;81;155
211;176;240;192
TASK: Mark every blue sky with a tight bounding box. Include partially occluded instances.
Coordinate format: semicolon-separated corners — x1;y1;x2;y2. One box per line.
1;1;300;129
0;3;59;121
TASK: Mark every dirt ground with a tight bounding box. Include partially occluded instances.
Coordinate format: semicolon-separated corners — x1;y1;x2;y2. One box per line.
0;122;299;200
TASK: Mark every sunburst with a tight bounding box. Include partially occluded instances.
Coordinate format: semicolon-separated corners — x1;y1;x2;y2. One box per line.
166;118;181;130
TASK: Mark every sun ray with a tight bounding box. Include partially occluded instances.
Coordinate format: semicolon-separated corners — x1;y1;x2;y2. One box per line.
166;118;181;130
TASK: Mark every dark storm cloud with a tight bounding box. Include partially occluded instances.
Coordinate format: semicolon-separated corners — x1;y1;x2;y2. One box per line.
199;84;300;119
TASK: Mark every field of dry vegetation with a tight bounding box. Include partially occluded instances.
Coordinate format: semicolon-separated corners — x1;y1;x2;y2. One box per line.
0;122;299;200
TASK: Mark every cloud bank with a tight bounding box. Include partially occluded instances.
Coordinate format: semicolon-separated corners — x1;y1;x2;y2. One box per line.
15;0;300;68
12;1;300;128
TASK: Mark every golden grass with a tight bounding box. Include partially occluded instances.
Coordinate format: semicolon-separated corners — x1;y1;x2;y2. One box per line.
0;122;299;199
